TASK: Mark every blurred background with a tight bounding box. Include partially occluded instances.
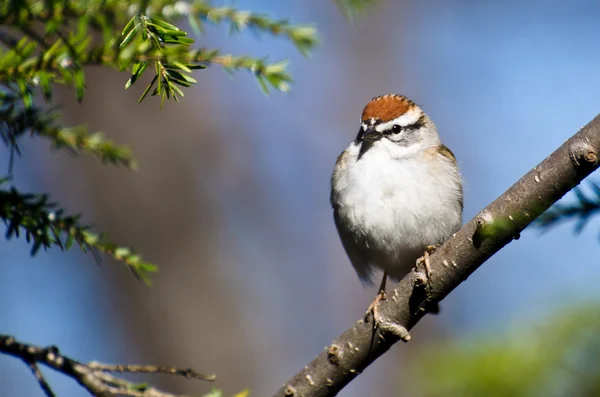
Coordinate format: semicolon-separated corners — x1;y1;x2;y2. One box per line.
2;0;600;396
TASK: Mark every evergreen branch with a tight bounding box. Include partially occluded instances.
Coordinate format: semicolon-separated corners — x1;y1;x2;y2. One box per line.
1;0;317;103
2;0;318;57
0;335;216;397
121;46;294;95
0;96;137;169
47;128;137;169
535;182;600;234
0;180;156;283
165;48;292;94
120;14;199;105
158;1;318;57
0;36;293;98
119;12;295;99
0;19;294;103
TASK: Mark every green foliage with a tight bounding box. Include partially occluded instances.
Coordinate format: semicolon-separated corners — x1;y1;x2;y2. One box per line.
413;305;600;397
0;0;319;279
121;14;202;105
536;182;600;235
0;0;318;103
0;92;137;169
178;4;317;57
0;179;156;283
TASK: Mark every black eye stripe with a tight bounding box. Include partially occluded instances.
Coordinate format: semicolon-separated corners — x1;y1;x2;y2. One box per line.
355;116;424;142
383;119;425;134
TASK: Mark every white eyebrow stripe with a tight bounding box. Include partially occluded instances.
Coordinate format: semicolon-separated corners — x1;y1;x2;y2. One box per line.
374;107;422;132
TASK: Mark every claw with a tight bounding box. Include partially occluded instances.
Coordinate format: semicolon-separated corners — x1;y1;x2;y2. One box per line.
364;273;411;342
365;290;387;323
419;244;439;283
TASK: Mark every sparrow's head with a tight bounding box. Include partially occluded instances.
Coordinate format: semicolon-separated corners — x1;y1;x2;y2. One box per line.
356;94;440;158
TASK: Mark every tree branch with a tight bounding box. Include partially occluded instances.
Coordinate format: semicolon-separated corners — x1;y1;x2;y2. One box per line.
0;335;216;397
273;114;600;397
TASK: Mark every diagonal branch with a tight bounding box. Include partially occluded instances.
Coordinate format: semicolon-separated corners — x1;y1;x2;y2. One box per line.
0;335;216;397
273;114;600;397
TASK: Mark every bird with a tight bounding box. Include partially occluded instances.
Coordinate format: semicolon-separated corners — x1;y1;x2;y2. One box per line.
330;94;463;320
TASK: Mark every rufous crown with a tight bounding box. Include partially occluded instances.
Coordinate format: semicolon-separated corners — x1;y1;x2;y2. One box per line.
361;94;417;123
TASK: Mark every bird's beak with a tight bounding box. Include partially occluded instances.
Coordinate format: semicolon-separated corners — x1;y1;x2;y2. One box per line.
361;126;380;142
358;126;380;160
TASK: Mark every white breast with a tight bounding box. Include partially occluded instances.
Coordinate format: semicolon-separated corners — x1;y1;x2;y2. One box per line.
331;140;462;281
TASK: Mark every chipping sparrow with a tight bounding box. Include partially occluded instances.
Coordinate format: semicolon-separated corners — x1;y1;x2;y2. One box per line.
330;94;463;312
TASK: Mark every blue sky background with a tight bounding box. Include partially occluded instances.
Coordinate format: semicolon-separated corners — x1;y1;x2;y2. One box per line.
2;1;600;396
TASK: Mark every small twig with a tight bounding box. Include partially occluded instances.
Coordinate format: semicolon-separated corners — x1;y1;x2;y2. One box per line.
25;361;56;397
0;335;215;397
88;362;217;381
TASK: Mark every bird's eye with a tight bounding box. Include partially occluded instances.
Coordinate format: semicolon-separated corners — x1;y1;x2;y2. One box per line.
392;125;401;133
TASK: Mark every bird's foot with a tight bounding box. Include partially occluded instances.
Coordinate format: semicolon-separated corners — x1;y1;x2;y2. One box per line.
417;244;439;282
365;289;387;324
365;290;411;342
414;245;441;314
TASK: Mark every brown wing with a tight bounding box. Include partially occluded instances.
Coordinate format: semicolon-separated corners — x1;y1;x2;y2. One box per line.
437;144;456;163
332;208;375;285
330;150;349;208
437;144;463;211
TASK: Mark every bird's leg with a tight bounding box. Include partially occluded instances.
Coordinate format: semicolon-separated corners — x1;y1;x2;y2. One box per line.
365;272;387;324
364;272;412;341
419;244;439;281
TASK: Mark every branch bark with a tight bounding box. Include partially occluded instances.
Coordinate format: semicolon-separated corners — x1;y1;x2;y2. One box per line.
0;335;215;397
273;114;600;397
